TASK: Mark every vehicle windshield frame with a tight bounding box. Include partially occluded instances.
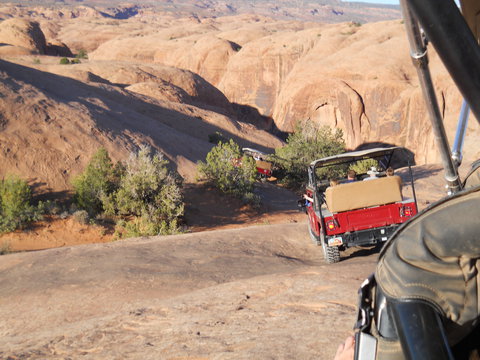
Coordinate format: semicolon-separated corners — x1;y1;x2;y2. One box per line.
309;146;402;171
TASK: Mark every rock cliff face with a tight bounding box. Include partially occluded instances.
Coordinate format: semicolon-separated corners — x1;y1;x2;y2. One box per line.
216;20;477;164
87;16;480;165
0;59;282;192
0;18;72;56
0;19;47;55
1;4;479;187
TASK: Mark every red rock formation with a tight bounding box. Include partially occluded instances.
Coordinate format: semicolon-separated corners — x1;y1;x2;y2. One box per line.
0;19;47;54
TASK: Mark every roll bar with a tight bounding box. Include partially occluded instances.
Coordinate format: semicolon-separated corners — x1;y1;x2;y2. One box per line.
399;0;463;194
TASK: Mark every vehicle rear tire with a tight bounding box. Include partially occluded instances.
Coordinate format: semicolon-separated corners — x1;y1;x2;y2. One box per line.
322;240;341;264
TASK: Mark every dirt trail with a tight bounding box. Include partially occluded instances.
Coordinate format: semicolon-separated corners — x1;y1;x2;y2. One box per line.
0;222;378;360
0;165;452;359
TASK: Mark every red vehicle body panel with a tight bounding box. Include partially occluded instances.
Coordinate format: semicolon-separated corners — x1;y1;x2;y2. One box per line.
305;188;417;238
322;201;417;236
256;167;272;176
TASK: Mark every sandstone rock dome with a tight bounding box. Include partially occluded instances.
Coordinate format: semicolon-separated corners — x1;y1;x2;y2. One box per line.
0;18;47;55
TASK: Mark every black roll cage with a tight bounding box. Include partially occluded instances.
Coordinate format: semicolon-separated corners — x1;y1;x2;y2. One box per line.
401;0;480;195
359;1;480;359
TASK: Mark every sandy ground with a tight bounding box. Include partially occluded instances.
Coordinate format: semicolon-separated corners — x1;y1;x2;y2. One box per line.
0;166;452;359
0;223;378;360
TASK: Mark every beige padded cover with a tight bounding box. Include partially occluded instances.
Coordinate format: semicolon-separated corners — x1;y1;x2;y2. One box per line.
324;176;402;213
255;160;272;170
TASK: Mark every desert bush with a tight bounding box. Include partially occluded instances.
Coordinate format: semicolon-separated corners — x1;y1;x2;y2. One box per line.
0;175;41;233
0;241;10;255
72;146;184;238
76;49;88;59
72;147;122;216
349;159;379;175
197;139;257;198
113;145;184;237
73;210;89;225
114;215;180;239
274;121;346;188
37;200;62;215
59;57;70;65
242;192;261;208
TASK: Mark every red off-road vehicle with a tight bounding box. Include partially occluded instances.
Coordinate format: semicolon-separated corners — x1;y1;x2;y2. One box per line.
300;147;418;263
242;147;274;179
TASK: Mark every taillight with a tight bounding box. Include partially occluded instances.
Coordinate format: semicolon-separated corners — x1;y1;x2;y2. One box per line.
326;219;337;230
400;206;413;217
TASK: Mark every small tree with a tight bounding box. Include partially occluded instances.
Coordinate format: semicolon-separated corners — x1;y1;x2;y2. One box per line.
275;121;346;188
72;148;121;216
113;145;184;237
0;175;41;233
76;49;88;59
197;139;257;198
72;146;184;238
59;57;70;65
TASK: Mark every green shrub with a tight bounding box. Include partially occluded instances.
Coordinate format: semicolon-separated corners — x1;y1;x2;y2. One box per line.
71;58;80;64
72;147;122;216
242;192;261;208
114;146;183;217
113;145;184;237
37;200;62;215
114;215;180;239
73;210;89;225
0;175;41;233
274;121;346;188
59;57;70;65
349;159;379;175
72;146;184;238
0;241;10;255
197;139;257;198
76;49;88;59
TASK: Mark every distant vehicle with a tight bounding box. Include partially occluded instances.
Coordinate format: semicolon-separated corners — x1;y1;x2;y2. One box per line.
299;147;418;263
242;147;274;180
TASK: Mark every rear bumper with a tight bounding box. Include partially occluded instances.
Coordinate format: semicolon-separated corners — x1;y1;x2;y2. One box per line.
327;224;400;248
